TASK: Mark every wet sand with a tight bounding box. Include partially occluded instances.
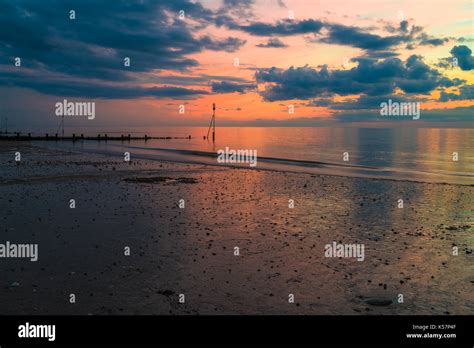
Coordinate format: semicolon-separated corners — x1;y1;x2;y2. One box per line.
0;142;473;315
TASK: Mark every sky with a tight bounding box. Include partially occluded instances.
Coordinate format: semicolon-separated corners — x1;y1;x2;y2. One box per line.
0;0;473;129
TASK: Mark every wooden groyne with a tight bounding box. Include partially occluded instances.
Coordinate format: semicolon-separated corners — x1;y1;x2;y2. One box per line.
0;133;192;141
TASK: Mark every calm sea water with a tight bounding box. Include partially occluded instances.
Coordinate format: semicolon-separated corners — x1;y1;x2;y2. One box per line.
30;126;474;185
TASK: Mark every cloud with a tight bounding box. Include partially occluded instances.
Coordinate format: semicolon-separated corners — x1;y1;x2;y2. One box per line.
319;20;448;51
255;55;463;102
450;45;474;70
400;20;409;33
211;81;256;93
319;24;410;50
0;69;208;99
222;0;255;6
0;0;245;99
219;0;256;18
439;85;474;101
230;18;447;52
363;51;400;59
256;38;288;48
220;19;324;36
385;20;423;35
417;33;449;46
200;36;246;52
0;0;469;121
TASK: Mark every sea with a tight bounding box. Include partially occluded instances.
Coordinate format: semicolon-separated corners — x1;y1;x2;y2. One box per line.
22;126;474;185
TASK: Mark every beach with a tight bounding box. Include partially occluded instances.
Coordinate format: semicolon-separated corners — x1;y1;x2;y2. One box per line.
0;142;473;315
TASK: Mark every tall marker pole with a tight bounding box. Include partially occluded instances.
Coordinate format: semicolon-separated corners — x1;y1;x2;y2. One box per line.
206;103;216;143
212;103;215;143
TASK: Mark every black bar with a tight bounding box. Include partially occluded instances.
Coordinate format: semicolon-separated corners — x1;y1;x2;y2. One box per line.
0;315;472;345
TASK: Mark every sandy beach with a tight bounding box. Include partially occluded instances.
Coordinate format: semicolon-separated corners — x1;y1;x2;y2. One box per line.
0;142;473;315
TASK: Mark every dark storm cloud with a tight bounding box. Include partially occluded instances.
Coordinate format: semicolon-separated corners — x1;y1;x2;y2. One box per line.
0;0;244;98
211;81;256;93
256;38;288;48
255;55;463;102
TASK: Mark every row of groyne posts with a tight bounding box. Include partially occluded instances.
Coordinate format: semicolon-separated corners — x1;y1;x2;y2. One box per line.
0;104;217;143
0;132;191;141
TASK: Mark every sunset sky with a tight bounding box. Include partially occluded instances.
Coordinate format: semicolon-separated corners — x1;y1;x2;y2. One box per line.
0;0;473;128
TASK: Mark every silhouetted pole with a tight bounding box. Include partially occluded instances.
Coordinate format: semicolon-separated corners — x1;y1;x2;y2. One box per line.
213;103;215;142
206;103;216;143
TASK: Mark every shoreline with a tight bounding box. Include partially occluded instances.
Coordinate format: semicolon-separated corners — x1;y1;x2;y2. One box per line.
0;142;473;315
8;140;473;187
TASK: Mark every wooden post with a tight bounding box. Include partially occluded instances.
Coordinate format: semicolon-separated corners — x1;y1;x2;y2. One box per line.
206;103;216;142
55;133;58;140
145;134;148;141
16;132;20;140
121;134;124;141
81;134;84;140
128;134;131;141
28;133;31;140
45;133;49;140
212;105;216;141
98;134;101;141
105;134;108;141
73;133;76;142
